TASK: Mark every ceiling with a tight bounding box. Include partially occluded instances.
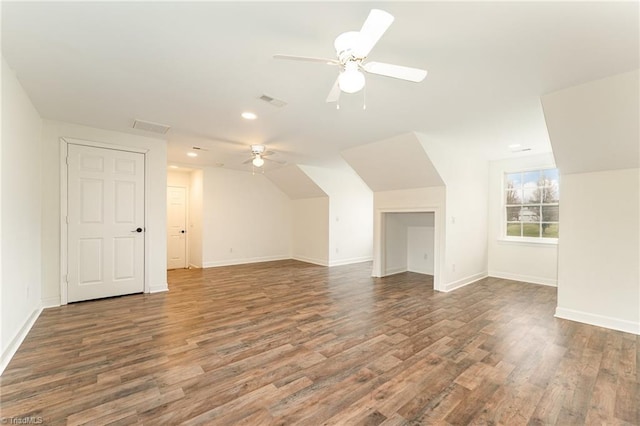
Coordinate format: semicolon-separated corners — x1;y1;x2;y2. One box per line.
2;2;638;172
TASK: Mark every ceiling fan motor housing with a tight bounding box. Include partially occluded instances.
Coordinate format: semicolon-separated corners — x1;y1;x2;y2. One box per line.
334;31;363;62
250;144;266;155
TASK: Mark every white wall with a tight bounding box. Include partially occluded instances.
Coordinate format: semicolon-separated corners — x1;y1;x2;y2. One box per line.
188;169;203;268
556;168;639;334
384;214;408;275
488;153;558;286
417;133;489;291
167;170;191;187
291;197;329;265
407;226;435;275
542;70;639;335
201;167;291;267
300;165;373;266
542;70;639;174
1;57;44;372
41;120;168;302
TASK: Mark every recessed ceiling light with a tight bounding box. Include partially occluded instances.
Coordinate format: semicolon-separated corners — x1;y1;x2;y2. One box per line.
187;152;198;157
241;112;257;120
508;143;521;149
169;165;179;169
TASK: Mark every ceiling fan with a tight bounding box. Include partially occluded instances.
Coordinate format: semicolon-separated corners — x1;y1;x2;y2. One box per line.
243;144;284;168
274;9;427;103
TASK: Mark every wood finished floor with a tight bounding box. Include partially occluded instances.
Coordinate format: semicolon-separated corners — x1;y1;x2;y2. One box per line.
1;260;638;425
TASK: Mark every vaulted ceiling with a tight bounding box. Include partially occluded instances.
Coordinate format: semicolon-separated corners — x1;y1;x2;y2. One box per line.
2;2;638;172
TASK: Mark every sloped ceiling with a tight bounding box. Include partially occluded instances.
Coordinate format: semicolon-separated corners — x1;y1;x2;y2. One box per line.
265;165;327;199
2;2;638;171
542;70;639;175
341;132;444;192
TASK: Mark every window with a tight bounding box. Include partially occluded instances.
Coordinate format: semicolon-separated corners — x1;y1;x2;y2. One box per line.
505;168;559;239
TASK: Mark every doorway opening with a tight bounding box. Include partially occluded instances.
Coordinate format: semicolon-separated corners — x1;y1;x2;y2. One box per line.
378;210;440;290
167;168;203;270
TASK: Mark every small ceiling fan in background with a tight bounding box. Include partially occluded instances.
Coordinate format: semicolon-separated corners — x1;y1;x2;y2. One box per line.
274;9;427;103
243;144;285;169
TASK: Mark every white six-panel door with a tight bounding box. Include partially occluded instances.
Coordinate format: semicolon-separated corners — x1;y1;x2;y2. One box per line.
167;186;187;269
67;144;145;302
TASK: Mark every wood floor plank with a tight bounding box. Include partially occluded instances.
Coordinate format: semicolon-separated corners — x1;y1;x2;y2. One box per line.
0;260;638;424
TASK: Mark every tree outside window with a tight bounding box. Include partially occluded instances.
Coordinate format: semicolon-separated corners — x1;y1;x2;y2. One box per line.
505;169;559;239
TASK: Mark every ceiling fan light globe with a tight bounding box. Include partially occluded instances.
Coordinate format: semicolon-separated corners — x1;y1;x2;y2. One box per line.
252;156;265;167
338;68;365;93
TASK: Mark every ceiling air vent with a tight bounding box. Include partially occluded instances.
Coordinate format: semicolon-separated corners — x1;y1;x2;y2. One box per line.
132;119;171;134
259;94;287;108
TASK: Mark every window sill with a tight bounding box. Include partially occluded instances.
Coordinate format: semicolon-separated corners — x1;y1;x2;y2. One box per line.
497;237;558;247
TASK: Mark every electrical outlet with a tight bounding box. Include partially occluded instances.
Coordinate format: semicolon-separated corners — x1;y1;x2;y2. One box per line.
229;248;233;253
423;253;428;260
452;263;456;272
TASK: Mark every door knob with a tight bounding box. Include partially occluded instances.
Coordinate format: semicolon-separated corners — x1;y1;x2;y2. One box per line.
131;227;143;233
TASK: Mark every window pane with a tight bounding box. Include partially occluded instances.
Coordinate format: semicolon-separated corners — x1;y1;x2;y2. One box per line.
523;223;540;237
505;173;522;204
506;173;522;189
542;205;559;221
505;188;521;204
523;188;541;203
523;171;541;188
519;206;540;222
506;206;521;221
542;168;559;185
542;223;559;238
541;187;559;203
507;222;522;237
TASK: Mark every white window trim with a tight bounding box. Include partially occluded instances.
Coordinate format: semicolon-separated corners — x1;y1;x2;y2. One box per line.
499;166;559;245
498;236;558;245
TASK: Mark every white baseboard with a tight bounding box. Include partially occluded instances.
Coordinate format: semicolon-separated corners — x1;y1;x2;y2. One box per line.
555;307;640;335
292;255;328;266
444;271;488;292
149;283;169;293
203;255;290;268
489;270;557;287
1;307;43;375
328;256;373;267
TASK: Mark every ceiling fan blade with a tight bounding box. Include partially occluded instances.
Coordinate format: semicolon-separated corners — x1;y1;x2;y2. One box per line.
274;54;339;65
262;150;275;157
242;158;253;164
362;61;427;82
326;76;341;103
264;157;287;165
355;9;394;57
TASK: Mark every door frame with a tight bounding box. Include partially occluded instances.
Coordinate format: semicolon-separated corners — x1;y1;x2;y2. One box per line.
167;184;190;269
60;137;150;305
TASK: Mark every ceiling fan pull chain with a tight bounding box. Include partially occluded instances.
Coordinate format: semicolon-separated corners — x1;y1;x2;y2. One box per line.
363;86;367;110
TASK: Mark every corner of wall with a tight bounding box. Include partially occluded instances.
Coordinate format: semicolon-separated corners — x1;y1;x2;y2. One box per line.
555;307;640;335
